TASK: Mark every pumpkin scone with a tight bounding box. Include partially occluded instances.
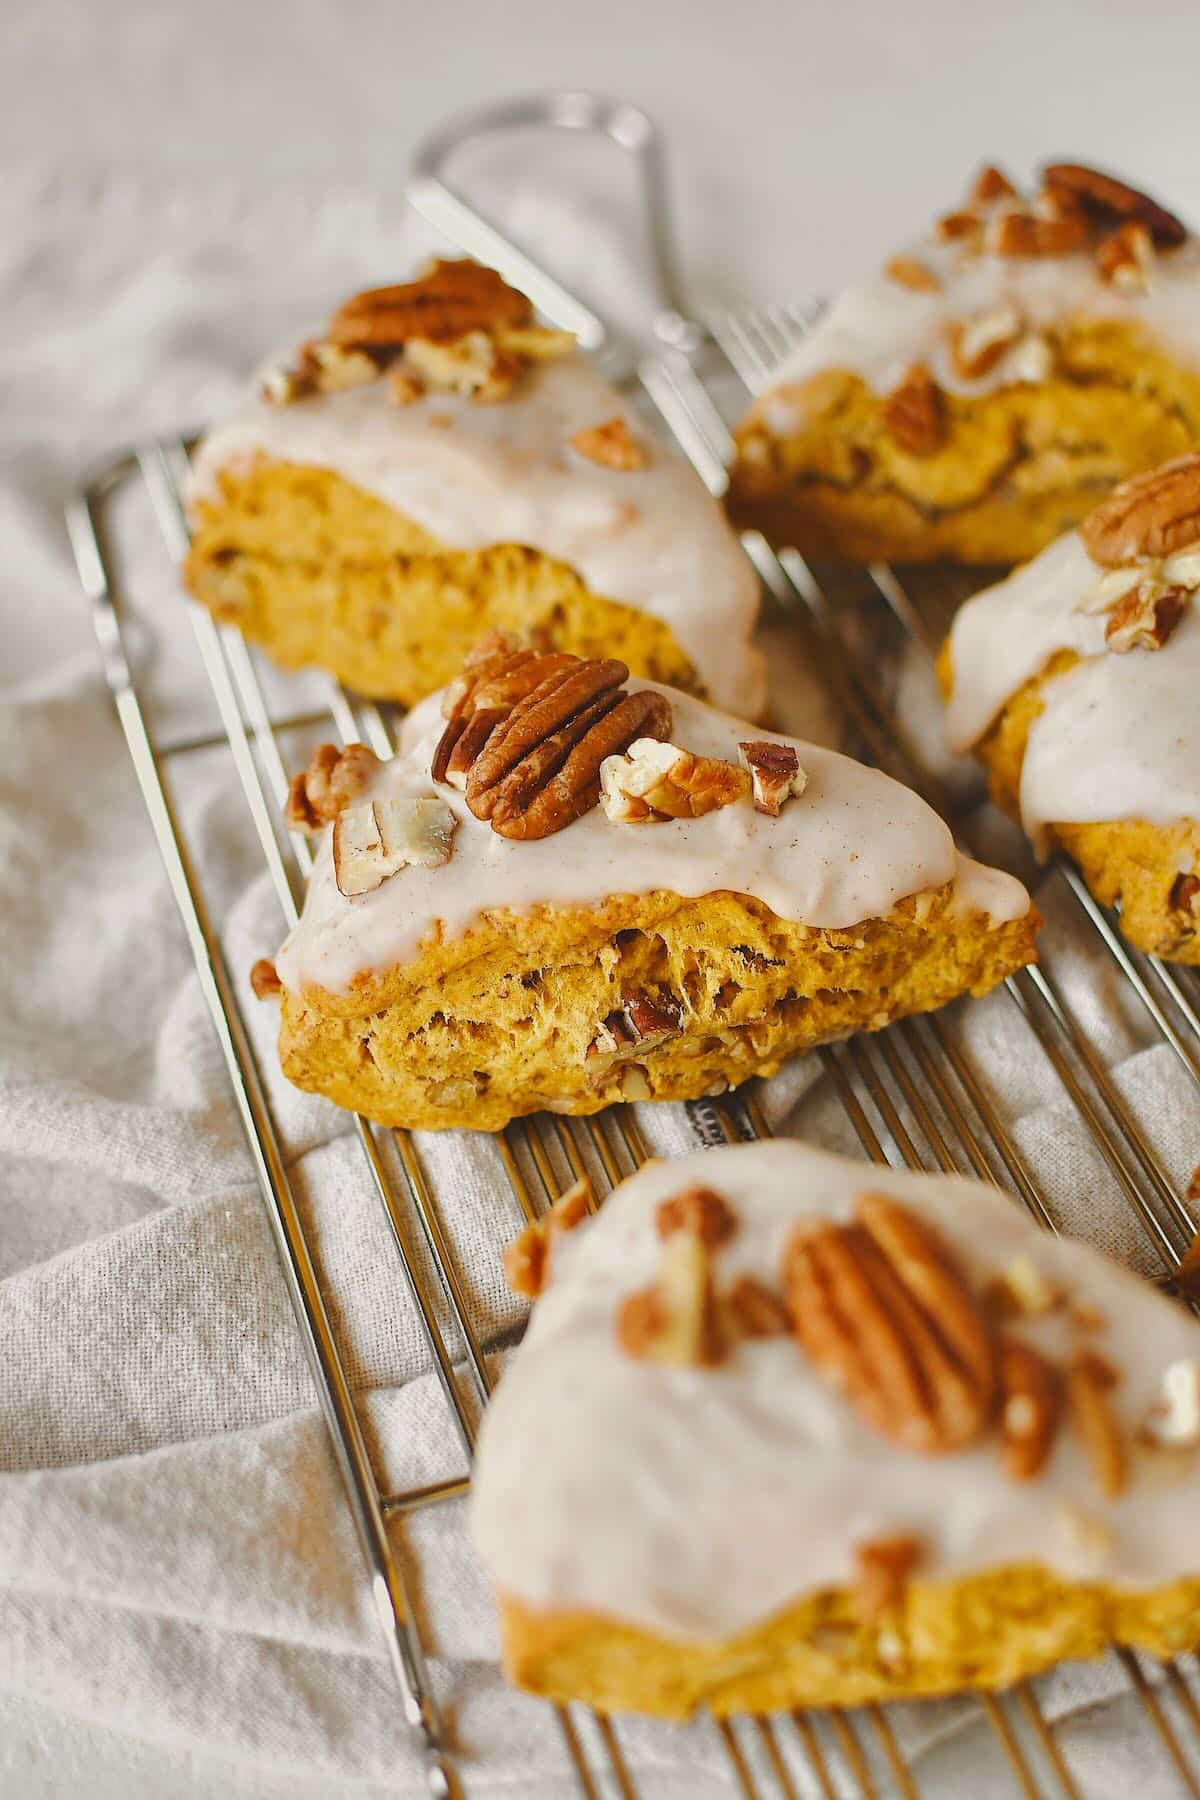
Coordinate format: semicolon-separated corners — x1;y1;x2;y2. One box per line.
729;161;1200;566
184;259;764;716
942;453;1200;963
470;1139;1200;1717
261;635;1035;1131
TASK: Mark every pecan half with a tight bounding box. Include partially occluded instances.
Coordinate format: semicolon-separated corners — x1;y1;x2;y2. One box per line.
617;1229;725;1367
599;738;749;822
464;660;673;840
1041;162;1187;249
502;1175;593;1299
1103;583;1188;653
328;259;533;347
570;417;648;470
883;364;945;456
657;1186;738;1249
1066;1348;1126;1498
738;740;807;816
999;1339;1061;1480
784;1192;995;1453
1081;454;1200;566
250;958;281;1000
854;1534;926;1621
285;742;381;834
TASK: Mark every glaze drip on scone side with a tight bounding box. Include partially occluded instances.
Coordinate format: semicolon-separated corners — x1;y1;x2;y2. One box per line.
275;682;1028;997
187;352;765;719
469;1142;1200;1640
945;533;1200;849
760;235;1200;425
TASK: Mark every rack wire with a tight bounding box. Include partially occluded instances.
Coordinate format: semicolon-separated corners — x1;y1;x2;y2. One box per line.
65;92;1200;1800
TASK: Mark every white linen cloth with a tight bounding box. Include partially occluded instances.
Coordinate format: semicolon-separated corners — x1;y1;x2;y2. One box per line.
2;157;1200;1800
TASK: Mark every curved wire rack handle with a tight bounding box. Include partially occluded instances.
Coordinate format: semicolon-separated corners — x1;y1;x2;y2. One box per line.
407;90;703;372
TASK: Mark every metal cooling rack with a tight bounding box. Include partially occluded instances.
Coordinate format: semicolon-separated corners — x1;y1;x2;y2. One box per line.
65;90;1200;1800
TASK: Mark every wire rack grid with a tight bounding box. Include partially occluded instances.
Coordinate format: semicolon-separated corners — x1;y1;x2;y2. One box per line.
65;92;1200;1800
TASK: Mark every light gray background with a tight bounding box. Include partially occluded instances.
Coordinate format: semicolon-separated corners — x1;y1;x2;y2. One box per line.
7;0;1200;304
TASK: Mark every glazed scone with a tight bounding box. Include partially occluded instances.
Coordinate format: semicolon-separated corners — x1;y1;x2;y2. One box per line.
264;637;1036;1131
470;1140;1200;1717
185;260;765;716
729;161;1200;566
942;453;1200;963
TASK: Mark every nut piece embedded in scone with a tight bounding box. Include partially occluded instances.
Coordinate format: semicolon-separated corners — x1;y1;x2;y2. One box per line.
332;797;457;897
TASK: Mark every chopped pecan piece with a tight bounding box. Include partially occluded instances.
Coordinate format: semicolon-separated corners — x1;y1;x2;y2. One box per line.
947;303;1024;380
1139;1360;1200;1450
1103;583;1188;653
885;256;940;293
261;363;316;406
496;325;577;362
1082;453;1200;566
599;737;749;822
935;209;981;243
388;368;426;407
1041;162;1187;248
738;740;807;816
617;1229;725;1367
1066;1348;1126;1498
784;1192;995;1453
999;1339;1061;1481
502;1176;593;1299
250;958;282;1000
656;1185;738;1249
723;1275;791;1339
969;164;1019;206
332;796;457;897
985;208;1089;257
1095;221;1155;291
883;364;946;456
982;1252;1063;1319
302;340;383;394
404;330;521;401
570;417;648;470
854;1534;926;1621
286;742;381;834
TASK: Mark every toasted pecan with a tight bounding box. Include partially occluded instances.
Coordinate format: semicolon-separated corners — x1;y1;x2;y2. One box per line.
1081;453;1200;566
328;259;533;347
784;1193;995;1454
617;1230;726;1367
250;958;282;1000
1041;162;1187;248
1067;1348;1126;1497
656;1186;738;1249
883;364;946;456
1104;583;1189;653
285;742;381;834
854;1534;926;1621
999;1339;1062;1480
502;1176;594;1298
723;1275;791;1339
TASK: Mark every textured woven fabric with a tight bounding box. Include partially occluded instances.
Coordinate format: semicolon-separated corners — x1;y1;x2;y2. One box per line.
2;157;1199;1800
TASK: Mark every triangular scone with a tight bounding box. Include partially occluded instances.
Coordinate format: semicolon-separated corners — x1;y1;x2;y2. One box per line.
942;454;1200;963
184;259;764;717
728;161;1200;567
267;642;1035;1131
471;1140;1200;1717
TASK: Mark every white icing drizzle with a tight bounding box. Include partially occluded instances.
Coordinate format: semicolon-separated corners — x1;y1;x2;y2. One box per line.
760;230;1200;425
469;1140;1200;1640
187;350;766;718
945;532;1200;850
275;682;1028;998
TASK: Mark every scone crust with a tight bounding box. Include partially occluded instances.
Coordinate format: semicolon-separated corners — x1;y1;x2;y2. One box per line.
730;321;1200;567
279;882;1037;1131
497;1569;1200;1717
